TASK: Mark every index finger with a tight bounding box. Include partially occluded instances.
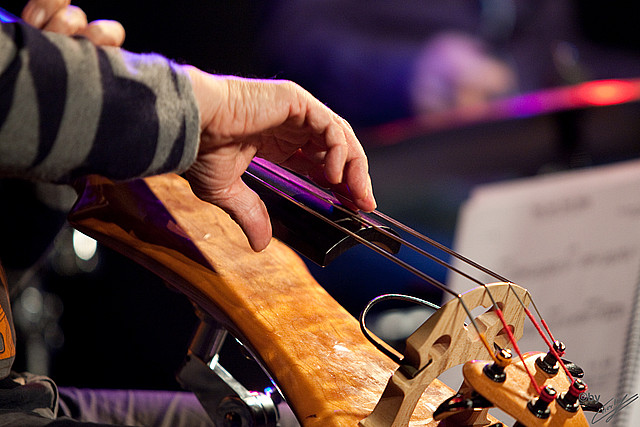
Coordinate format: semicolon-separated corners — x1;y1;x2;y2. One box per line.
330;116;376;212
81;20;126;47
290;99;376;211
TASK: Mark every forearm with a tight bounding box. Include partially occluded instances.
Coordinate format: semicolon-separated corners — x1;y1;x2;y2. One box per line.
0;21;200;183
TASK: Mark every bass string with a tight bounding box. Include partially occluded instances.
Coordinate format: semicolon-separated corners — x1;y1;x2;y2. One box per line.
361;208;576;388
374;208;575;383
368;209;577;385
373;205;577;389
372;209;571;374
360;211;545;393
523;297;575;381
244;168;498;361
363;219;581;392
246;166;542;360
245;164;566;389
247;168;516;368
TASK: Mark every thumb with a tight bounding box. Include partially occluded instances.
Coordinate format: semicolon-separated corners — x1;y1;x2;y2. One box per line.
194;179;273;252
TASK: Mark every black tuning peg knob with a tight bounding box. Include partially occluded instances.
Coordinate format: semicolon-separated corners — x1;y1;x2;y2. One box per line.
483;348;512;382
536;340;566;374
557;378;587;412
527;385;557;419
433;392;493;420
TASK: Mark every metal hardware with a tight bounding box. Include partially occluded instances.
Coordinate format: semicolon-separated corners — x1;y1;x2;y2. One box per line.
177;312;280;426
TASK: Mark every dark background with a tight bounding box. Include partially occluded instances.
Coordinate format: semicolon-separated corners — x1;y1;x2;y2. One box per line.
0;0;639;397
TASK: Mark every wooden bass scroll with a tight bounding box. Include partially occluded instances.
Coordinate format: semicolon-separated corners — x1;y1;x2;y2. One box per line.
68;173;459;426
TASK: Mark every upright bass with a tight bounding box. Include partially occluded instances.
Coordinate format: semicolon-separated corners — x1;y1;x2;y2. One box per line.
68;158;596;426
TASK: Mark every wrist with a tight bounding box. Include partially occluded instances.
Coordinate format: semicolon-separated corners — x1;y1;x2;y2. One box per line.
182;65;227;135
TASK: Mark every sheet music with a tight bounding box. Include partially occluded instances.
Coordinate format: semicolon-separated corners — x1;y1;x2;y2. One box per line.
448;159;640;425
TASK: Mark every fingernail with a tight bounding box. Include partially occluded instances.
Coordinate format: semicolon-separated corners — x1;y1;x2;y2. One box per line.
356;195;376;211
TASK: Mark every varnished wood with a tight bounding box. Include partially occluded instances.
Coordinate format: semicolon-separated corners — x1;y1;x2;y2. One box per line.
68;174;454;426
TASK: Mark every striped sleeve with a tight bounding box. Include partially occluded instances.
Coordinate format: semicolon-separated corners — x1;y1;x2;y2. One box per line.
0;21;200;183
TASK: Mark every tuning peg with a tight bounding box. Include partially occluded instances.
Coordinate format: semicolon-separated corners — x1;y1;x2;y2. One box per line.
433;392;493;421
557;378;586;412
561;359;585;378
535;340;565;374
483;348;512;382
579;391;604;413
527;385;557;419
581;399;604;413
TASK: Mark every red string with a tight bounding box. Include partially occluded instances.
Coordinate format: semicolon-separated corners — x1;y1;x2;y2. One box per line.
524;307;574;382
541;318;556;342
495;308;541;395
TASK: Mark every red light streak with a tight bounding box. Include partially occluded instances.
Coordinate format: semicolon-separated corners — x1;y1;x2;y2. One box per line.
574;80;640;106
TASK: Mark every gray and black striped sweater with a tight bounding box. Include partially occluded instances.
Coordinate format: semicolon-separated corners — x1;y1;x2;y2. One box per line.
0;20;201;379
0;20;200;183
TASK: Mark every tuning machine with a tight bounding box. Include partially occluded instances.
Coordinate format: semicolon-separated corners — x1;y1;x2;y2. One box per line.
433;387;495;424
527;385;557;419
535;340;585;379
483;347;512;382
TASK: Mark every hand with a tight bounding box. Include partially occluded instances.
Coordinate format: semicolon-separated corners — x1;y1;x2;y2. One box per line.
21;0;125;46
184;67;377;252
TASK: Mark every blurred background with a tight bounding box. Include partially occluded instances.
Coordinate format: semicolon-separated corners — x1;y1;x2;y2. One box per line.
1;0;640;400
